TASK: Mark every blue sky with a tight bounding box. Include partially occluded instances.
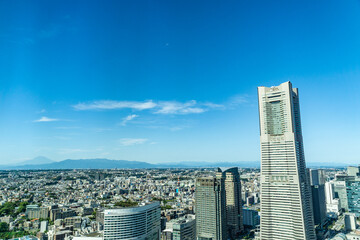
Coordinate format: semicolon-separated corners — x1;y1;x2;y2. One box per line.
0;0;359;164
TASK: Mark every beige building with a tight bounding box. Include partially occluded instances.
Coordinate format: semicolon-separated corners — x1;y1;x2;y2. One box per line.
257;82;316;240
195;177;227;240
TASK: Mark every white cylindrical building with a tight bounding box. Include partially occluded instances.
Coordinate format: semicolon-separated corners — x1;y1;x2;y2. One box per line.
103;202;161;240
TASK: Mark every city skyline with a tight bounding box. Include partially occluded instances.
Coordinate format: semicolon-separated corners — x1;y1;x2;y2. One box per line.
1;0;360;164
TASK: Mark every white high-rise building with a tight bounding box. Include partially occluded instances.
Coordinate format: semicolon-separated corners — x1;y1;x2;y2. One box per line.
103;202;161;240
257;81;316;240
325;182;335;204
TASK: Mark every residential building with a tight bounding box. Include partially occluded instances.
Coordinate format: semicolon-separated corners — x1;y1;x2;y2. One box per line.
26;205;49;220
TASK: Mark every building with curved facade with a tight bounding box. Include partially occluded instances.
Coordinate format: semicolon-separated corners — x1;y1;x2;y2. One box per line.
103;202;161;240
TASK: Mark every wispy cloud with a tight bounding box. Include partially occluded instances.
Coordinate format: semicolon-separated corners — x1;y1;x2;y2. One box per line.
73;100;156;111
227;95;249;107
34;116;59;122
72;95;248;115
120;114;139;126
119;138;148;146
155;100;206;114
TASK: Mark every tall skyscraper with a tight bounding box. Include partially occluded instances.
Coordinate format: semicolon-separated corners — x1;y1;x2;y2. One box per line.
195;177;227;240
257;81;316;240
309;169;326;226
103;202;161;240
216;167;243;238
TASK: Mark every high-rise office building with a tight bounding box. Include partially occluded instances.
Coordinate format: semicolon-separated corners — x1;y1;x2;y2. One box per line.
216;167;243;238
195;177;227;240
346;180;360;216
310;184;326;226
103;202;161;240
257;81;316;240
309;169;326;186
309;169;326;226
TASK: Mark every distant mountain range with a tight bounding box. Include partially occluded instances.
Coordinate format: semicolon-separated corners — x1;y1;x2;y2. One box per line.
0;157;350;170
0;158;154;170
11;156;55;166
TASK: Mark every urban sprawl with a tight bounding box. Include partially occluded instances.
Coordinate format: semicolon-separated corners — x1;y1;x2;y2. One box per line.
0;82;359;240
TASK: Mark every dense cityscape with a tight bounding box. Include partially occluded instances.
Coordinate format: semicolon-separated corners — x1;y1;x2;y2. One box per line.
0;82;358;240
0;166;359;240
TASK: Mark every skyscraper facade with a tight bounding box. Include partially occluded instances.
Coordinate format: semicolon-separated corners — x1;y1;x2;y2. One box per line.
257;81;316;240
309;169;326;226
195;177;227;240
216;167;243;238
103;202;161;240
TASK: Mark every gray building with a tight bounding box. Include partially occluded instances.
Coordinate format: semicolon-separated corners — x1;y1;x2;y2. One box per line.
216;167;243;238
162;215;196;240
257;81;316;240
242;208;260;227
195;177;227;240
311;184;326;226
309;169;326;186
334;180;349;211
173;215;196;240
309;169;327;226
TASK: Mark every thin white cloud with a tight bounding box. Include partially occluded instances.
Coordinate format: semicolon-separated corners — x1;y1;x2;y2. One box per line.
227;95;248;107
155;100;206;114
120;114;139;126
170;126;184;131
34;116;59;122
72;95;247;115
119;138;148;146
73;100;156;111
203;102;225;109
